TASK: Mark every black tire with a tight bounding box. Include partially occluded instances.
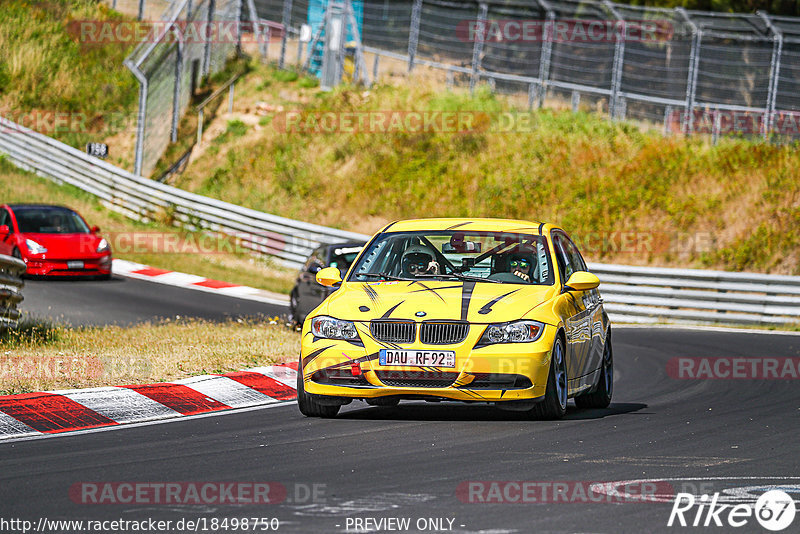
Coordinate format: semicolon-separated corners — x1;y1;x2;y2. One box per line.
575;333;613;409
11;247;22;259
289;290;301;326
530;335;568;420
96;272;112;281
296;366;340;418
366;397;400;407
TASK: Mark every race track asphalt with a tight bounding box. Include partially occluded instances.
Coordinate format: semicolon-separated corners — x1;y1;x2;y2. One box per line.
2;327;798;533
18;276;287;326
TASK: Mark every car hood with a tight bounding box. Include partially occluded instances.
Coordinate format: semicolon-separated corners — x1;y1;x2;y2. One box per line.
324;280;558;323
22;233;104;258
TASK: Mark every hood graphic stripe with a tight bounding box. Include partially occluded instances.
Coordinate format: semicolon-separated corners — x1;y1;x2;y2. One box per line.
460;281;476;321
381;301;405;319
363;284;380;303
478;289;521;315
408;282;462;302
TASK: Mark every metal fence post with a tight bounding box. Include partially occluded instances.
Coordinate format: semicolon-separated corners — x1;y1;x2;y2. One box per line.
571;90;580;113
246;0;264;61
279;0;293;68
535;0;555;108
408;0;422;72
234;0;243;56
604;0;626;120
759;11;783;139
470;3;488;93
527;82;538;110
202;0;216;77
664;104;673;134
138;0;145;20
130;73;148;177
171;32;184;143
677;8;700;135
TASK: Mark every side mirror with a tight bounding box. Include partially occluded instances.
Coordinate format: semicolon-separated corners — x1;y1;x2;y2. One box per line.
316;266;343;287
90;225;100;233
563;271;600;292
0;225;9;235
308;264;322;274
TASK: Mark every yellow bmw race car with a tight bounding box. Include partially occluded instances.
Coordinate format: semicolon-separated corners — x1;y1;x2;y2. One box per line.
297;218;612;419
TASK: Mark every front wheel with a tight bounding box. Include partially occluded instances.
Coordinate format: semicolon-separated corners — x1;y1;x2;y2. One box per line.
296;366;340;418
530;335;568;420
575;333;613;409
289;290;301;326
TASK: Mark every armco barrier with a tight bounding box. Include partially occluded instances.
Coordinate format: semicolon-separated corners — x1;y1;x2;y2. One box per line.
0;117;367;268
590;262;800;326
0;255;26;330
1;115;797;326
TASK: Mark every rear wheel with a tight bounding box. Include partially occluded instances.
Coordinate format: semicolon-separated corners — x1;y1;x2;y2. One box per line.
530;335;568;420
575;333;613;409
296;367;340;418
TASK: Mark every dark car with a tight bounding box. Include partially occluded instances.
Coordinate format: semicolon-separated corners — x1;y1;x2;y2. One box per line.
0;204;112;279
289;241;365;325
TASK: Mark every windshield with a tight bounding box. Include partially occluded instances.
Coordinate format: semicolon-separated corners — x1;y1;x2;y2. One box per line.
329;245;363;274
349;231;554;285
14;207;90;234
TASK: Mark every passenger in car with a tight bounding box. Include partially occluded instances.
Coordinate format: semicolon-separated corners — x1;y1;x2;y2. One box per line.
507;253;536;282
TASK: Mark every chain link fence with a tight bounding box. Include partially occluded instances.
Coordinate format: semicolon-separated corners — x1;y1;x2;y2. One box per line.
250;0;800;142
123;0;245;177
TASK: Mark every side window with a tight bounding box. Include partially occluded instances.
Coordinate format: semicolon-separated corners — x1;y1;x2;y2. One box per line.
552;234;575;283
0;210;8;229
563;236;587;273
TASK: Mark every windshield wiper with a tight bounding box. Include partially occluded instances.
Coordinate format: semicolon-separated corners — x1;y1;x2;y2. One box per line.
356;272;413;282
415;273;502;284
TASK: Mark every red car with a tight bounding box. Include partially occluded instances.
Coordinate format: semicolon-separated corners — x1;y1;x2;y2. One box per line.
0;204;112;279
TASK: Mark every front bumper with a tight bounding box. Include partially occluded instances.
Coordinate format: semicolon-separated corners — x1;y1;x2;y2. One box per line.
24;255;112;277
300;321;556;403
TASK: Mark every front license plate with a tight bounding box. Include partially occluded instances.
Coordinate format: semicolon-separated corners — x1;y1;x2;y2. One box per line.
67;261;84;269
379;349;455;368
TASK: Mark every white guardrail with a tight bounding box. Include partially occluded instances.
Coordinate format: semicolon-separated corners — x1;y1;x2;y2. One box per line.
0;117;366;268
0;255;25;331
1;116;798;327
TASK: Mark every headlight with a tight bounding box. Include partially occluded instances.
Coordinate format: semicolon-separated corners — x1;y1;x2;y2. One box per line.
311;316;359;340
25;239;47;255
479;320;544;345
96;238;110;253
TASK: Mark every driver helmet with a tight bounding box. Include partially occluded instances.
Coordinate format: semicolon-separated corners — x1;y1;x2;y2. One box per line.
508;253;533;275
402;244;435;275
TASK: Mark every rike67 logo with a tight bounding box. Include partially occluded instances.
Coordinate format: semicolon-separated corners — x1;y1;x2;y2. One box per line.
669;490;796;531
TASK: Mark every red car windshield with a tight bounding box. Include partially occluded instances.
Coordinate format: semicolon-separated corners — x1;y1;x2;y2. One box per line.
14;207;90;234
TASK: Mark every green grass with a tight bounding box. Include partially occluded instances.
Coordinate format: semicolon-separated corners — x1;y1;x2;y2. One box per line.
0;157;296;294
0;317;298;395
173;63;800;275
0;0;138;150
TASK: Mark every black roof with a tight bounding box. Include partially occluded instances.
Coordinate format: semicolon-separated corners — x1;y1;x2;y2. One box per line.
7;204;76;211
